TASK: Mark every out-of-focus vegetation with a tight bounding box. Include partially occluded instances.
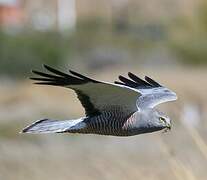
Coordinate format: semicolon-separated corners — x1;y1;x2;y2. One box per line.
0;30;71;77
0;19;166;76
1;0;207;77
0;1;206;77
168;1;207;66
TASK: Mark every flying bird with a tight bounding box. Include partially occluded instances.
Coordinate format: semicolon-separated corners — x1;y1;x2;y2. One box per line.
22;65;177;136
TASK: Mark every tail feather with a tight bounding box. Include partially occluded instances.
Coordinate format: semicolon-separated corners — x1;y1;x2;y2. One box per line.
22;118;85;134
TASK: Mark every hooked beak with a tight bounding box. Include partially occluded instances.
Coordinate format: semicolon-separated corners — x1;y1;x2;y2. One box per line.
166;123;171;130
163;123;171;133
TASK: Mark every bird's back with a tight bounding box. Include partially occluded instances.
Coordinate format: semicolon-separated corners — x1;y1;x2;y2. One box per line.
68;107;140;136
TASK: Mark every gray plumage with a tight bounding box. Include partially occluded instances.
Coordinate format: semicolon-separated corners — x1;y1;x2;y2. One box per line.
22;65;177;137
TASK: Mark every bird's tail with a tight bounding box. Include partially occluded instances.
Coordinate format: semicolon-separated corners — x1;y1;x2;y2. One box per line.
21;118;86;134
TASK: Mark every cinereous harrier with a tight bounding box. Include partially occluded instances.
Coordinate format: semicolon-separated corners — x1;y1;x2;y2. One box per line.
22;65;177;136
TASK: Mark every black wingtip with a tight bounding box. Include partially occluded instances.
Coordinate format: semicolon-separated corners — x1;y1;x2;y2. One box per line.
128;72;151;86
31;69;39;75
69;70;99;83
43;64;49;69
30;65;101;87
144;76;162;87
43;64;53;72
115;72;162;89
43;64;55;71
128;72;134;77
114;81;126;86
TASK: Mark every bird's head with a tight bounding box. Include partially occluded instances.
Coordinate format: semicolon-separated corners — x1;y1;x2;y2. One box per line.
152;110;171;132
138;109;171;133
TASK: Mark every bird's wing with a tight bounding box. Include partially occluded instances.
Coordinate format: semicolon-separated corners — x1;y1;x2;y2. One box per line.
115;72;177;110
30;65;141;117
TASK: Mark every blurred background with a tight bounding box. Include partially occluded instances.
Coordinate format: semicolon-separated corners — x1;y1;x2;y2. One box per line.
0;0;207;179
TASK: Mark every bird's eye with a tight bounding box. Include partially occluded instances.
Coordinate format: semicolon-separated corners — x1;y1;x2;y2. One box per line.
159;117;165;123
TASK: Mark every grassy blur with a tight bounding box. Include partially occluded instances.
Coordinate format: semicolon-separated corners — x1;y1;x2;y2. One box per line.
168;1;207;66
1;2;207;77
